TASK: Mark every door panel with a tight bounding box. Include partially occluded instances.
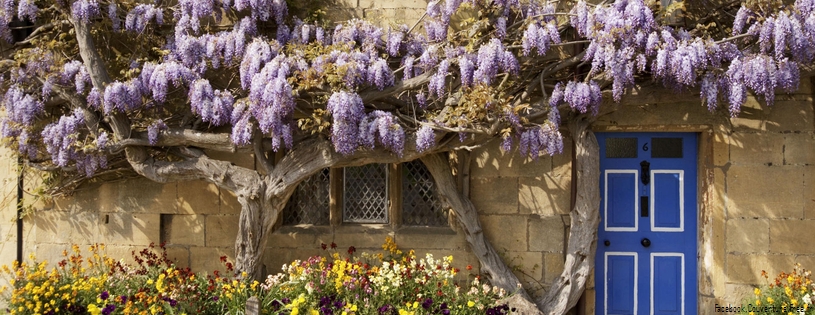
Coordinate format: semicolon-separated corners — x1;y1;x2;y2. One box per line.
651;171;683;231
605;171;638;231
606;252;638;315
596;132;697;315
651;253;684;315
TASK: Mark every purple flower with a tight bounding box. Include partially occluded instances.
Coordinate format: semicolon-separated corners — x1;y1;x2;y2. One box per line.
240;39;276;89
416;125;435;152
403;55;416;80
569;0;590;37
495;17;507;39
424;18;447;42
231;113;252;145
147;120;167;145
367;58;394;90
125;4;163;33
700;73;718;112
732;6;751;35
429;59;449;97
96;132;109;149
776;58;800;92
458;54;475;87
759;17;775;54
774;11;791;60
473;39;504;85
17;0;38;22
728;82;746;116
387;28;405;56
100;291;109;300
71;0;100;23
422;298;433;309
108;3;120;31
500;134;512;152
3;87;43;125
101;304;115;315
416;91;427;108
327;91;365;155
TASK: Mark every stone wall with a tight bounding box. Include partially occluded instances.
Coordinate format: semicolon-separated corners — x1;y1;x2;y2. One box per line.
468;138;572;298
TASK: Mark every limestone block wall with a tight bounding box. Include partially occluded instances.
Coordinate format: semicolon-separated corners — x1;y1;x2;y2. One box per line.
15;176;242;274
467;138;572;298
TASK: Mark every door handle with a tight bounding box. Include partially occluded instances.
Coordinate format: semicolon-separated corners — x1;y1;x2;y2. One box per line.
641;238;651;247
604;240;610;246
640;160;650;185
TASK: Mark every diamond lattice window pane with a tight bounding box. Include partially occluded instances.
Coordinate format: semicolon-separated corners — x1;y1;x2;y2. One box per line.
343;164;388;223
402;160;447;226
283;168;330;225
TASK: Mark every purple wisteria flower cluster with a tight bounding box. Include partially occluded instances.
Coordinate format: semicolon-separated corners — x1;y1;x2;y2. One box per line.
327;91;365;155
517;124;563;160
124;4;163;33
549;81;602;115
71;0;100;23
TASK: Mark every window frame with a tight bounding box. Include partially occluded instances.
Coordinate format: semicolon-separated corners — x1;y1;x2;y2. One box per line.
279;163;451;229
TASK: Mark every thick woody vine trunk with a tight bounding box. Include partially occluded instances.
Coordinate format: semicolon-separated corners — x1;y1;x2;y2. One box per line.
234;184;285;280
537;117;601;314
420;154;542;314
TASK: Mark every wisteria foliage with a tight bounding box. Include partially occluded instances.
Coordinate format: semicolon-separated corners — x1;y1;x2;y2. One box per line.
0;0;813;178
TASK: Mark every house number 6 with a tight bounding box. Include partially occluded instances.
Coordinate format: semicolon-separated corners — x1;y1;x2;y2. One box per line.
642;142;649;151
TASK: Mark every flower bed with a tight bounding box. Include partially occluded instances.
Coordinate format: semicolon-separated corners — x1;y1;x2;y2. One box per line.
1;238;515;315
741;264;814;315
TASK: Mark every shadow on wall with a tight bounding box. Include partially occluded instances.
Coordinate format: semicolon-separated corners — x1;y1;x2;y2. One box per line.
715;87;815;304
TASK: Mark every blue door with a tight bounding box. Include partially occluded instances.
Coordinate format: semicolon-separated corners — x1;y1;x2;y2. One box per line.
595;133;697;315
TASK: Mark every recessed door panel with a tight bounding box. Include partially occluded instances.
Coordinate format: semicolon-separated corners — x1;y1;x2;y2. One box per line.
606;252;637;315
605;171;638;231
652;171;683;231
651;253;684;315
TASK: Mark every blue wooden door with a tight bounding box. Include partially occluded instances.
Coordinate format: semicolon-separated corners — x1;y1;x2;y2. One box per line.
595;133;697;315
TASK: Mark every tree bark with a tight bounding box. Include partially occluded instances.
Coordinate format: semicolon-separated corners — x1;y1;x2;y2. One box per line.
537;116;601;314
420;153;542;314
234;183;281;280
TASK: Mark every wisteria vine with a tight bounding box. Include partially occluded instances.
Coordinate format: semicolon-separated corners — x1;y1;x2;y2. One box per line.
0;0;810;178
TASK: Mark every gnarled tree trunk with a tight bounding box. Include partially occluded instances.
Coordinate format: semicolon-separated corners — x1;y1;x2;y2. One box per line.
537;117;601;314
234;184;278;280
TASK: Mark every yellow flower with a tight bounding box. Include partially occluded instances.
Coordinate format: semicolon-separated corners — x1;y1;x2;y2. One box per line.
292;307;299;315
310;309;319;315
793;299;799;306
754;288;761;296
88;304;101;315
768;297;774;304
467;301;475;307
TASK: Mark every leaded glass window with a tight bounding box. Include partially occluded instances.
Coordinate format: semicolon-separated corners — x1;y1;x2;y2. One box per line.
283;168;330;225
343;164;389;223
402;160;447;226
605;137;638;158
